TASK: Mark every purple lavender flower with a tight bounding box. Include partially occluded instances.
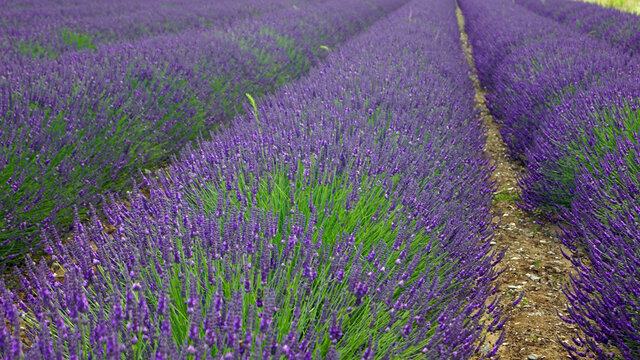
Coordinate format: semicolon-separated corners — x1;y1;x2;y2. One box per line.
1;0;503;358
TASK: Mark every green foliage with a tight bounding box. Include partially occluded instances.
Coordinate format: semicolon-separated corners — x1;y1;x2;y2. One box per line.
183;161;449;358
493;190;519;203
61;28;96;51
24;161;451;359
544;101;640;212
16;29;96;59
1;24;329;260
17;40;53;58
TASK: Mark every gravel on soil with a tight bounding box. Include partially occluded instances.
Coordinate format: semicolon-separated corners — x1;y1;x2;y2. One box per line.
456;6;588;360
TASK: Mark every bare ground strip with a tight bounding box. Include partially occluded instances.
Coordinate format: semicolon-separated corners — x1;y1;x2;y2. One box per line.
455;7;586;360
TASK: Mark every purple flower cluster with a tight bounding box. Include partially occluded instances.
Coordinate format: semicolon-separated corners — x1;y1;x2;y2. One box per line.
1;0;503;358
459;0;640;357
0;0;407;263
514;0;640;55
0;0;292;60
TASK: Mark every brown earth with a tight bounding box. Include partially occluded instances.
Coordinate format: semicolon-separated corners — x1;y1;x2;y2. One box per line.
455;7;588;360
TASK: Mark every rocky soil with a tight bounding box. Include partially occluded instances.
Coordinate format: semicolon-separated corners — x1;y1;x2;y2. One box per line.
456;7;587;360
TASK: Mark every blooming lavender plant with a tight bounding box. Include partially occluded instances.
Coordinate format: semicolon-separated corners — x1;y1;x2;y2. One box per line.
459;0;640;357
534;84;640;359
0;0;408;264
0;0;295;60
514;0;640;55
0;0;503;358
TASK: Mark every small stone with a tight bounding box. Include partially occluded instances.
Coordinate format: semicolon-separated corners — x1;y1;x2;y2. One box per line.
490;241;497;245
55;269;65;279
528;355;538;360
526;273;541;282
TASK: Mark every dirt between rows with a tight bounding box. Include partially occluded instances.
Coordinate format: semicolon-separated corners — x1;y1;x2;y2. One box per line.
455;7;587;360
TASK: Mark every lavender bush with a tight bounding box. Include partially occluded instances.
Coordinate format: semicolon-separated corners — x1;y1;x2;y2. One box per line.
514;0;640;55
0;0;408;264
0;0;504;358
459;0;640;357
0;0;296;60
533;80;640;359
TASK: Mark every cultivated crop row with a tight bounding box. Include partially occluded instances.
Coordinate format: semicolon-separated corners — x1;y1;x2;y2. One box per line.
0;0;503;358
0;0;408;263
514;0;640;55
459;0;640;358
0;0;294;60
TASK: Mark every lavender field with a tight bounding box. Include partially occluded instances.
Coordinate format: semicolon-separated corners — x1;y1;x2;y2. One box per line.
0;0;638;358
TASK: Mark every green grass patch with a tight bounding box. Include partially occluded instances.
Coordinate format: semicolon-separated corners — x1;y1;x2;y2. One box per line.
493;190;520;203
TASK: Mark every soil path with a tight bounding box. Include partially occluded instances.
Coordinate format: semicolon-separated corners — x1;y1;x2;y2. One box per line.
455;7;585;360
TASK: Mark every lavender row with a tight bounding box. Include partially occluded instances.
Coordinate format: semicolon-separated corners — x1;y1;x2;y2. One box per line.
0;0;298;60
458;0;640;357
0;0;408;264
458;0;638;161
514;0;640;55
0;0;504;358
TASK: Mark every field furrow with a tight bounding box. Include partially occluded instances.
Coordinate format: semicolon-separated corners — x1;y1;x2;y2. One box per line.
459;0;640;357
